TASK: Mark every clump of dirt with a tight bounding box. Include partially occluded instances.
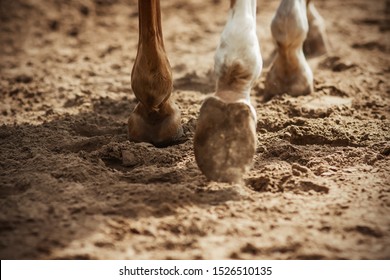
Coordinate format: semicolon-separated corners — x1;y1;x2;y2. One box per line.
0;0;389;259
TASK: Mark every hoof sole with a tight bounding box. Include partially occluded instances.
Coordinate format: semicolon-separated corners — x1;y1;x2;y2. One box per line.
194;97;256;183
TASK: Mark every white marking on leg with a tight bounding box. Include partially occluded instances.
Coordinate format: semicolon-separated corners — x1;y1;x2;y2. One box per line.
265;0;313;97
193;0;262;182
214;0;262;120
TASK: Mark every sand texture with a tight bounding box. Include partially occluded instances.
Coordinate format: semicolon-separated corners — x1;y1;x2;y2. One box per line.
0;0;389;259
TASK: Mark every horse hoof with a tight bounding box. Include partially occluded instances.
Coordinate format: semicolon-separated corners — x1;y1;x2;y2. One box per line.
194;96;256;183
128;102;183;147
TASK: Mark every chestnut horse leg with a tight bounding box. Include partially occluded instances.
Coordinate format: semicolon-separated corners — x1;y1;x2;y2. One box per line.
129;0;182;147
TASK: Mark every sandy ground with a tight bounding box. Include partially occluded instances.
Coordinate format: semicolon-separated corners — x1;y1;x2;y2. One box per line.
0;0;389;260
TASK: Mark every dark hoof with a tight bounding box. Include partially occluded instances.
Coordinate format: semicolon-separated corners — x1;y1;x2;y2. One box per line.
194;96;256;183
128;103;183;147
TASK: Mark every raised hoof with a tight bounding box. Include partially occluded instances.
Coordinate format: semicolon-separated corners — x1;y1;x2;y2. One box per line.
194;96;256;183
128;103;183;148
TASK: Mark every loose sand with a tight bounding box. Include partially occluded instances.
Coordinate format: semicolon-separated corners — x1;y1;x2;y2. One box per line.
0;0;389;259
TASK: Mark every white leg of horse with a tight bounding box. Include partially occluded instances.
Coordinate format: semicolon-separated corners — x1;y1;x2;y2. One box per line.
194;0;262;183
303;0;328;58
265;0;313;98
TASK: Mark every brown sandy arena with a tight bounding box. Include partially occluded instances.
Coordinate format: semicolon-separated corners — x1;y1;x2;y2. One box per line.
0;0;389;259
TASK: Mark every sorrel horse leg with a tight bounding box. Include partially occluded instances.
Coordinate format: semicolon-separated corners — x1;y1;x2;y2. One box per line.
129;0;182;147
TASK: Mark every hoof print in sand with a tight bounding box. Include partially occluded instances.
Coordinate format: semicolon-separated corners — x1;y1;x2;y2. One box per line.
194;97;256;183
